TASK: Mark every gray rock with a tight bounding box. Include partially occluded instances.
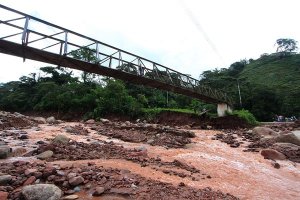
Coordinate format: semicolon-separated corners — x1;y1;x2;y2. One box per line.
92;187;105;196
52;134;70;144
14;112;24;117
85;119;95;124
136;146;147;152
36;150;53;160
62;195;79;200
73;186;81;192
69;176;84;186
22;184;62;200
292;130;300;140
273;142;300;150
0;175;12;185
100;118;110;123
64;126;75;133
261;149;286;160
0;146;11;159
19;135;29;140
275;132;300;146
252;127;279;138
46;116;56;124
147;139;155;144
33;117;47;124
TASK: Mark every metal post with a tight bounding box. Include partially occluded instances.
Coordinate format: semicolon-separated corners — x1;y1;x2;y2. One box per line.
96;43;99;61
63;31;68;55
166;91;169;107
22;16;29;45
237;79;242;108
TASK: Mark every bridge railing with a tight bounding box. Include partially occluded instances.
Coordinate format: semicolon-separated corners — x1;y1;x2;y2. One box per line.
0;4;233;105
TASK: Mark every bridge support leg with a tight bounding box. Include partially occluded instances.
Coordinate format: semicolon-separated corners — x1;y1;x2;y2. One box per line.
217;103;232;117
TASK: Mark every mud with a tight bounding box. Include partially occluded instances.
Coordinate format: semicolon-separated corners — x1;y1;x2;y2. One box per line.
1;111;300;200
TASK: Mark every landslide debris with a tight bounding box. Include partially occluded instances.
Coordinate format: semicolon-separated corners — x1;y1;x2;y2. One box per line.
212;121;300;163
0;111;36;130
0;161;239;200
88;120;195;148
31;140;206;181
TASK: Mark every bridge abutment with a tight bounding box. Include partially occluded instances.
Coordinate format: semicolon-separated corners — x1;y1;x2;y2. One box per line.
217;103;232;117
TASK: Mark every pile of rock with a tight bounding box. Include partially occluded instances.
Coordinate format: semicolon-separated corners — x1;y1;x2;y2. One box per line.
88;120;195;148
212;126;300;164
0;160;238;200
0;111;36;130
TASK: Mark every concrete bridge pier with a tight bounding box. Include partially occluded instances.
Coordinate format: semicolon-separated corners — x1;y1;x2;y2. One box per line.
217;103;232;117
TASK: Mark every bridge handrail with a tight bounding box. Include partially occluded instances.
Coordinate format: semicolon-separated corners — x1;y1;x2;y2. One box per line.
0;4;233;105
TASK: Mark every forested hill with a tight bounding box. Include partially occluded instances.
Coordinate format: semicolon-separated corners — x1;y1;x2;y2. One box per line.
200;53;300;121
241;54;300;119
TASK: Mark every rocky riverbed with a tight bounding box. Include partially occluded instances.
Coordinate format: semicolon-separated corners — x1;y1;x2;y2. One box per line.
0;111;300;200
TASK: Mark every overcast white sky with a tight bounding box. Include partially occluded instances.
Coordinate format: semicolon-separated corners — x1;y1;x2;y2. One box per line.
1;0;299;83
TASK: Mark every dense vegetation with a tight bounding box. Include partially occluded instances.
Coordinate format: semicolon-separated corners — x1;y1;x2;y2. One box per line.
0;66;211;119
0;39;299;121
199;53;300;121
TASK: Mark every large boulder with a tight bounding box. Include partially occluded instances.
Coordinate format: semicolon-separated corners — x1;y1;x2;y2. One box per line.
261;149;286;160
272;142;300;162
0;146;11;159
52;134;70;144
252;127;279;138
274;132;300;146
22;184;62;200
46;117;56;124
33;117;47;124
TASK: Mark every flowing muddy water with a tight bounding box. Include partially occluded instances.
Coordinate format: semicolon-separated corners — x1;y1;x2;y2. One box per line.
2;122;300;199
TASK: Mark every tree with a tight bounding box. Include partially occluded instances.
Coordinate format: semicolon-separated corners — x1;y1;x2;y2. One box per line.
275;38;298;53
70;47;97;83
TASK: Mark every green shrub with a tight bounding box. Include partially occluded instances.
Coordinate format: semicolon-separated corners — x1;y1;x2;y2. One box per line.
232;109;258;125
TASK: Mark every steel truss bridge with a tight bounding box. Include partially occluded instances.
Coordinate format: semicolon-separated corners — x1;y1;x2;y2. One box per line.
0;4;232;105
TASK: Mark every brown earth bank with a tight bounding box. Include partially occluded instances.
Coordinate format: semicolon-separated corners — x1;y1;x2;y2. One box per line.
0;111;300;200
151;111;251;129
8;110;251;129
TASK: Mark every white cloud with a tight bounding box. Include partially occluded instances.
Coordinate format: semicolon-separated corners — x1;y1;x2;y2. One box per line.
1;0;299;82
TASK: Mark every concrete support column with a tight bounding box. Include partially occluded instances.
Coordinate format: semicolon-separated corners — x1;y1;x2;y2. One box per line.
217;103;232;117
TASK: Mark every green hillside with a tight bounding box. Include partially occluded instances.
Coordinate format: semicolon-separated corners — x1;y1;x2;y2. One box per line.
241;54;300;93
239;54;300;119
199;53;300;121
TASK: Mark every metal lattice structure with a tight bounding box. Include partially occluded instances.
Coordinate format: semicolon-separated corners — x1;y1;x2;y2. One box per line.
0;4;232;105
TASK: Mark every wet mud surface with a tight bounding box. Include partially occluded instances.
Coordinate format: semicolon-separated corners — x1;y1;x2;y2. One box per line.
1;111;300;200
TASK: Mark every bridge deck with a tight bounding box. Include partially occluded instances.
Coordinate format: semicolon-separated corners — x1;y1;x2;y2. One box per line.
0;4;232;105
0;40;220;103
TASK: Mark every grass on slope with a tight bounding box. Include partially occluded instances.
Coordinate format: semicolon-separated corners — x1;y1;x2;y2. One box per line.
240;54;300;92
